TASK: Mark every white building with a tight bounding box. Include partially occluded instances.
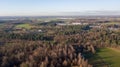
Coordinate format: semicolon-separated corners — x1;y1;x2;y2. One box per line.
71;22;82;25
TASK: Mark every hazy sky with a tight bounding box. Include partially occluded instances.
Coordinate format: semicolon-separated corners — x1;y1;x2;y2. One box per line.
0;0;120;16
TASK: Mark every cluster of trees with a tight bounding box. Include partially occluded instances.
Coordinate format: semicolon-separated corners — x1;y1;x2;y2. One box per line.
38;21;64;26
0;40;93;67
0;25;120;67
5;33;53;41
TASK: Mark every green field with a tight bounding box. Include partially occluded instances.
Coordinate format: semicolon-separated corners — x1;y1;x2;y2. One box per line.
15;23;32;29
104;22;120;25
87;48;120;67
0;23;5;28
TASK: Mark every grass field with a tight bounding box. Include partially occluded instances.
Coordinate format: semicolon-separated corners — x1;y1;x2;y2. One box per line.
86;48;120;67
0;23;5;28
15;23;32;29
104;22;120;25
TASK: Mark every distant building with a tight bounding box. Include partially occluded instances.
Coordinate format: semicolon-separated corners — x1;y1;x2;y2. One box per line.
57;22;89;26
57;23;68;26
108;27;119;31
38;29;42;32
71;22;82;25
82;23;89;25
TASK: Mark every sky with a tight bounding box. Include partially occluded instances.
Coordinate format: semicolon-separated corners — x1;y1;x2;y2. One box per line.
0;0;120;16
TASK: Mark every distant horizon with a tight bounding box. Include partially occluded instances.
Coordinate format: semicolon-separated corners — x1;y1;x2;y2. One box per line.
0;0;120;16
0;11;120;17
1;15;120;19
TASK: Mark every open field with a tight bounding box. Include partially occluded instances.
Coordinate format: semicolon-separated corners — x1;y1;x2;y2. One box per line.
0;23;5;28
87;48;120;67
104;22;120;25
15;23;32;29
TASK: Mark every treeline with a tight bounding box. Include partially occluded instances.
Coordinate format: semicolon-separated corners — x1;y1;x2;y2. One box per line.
5;33;53;41
38;21;64;26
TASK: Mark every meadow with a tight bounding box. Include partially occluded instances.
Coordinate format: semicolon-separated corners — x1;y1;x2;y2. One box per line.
15;23;32;29
87;48;120;67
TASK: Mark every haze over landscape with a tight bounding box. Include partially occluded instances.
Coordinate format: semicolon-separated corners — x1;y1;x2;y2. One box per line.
0;0;120;67
0;0;120;16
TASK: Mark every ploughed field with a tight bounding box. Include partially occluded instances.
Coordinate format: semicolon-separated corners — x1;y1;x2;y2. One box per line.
87;48;120;67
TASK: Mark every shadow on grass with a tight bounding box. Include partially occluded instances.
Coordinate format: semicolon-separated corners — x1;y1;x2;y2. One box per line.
83;48;111;67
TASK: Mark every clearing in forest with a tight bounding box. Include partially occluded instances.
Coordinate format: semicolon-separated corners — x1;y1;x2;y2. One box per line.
87;48;120;67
